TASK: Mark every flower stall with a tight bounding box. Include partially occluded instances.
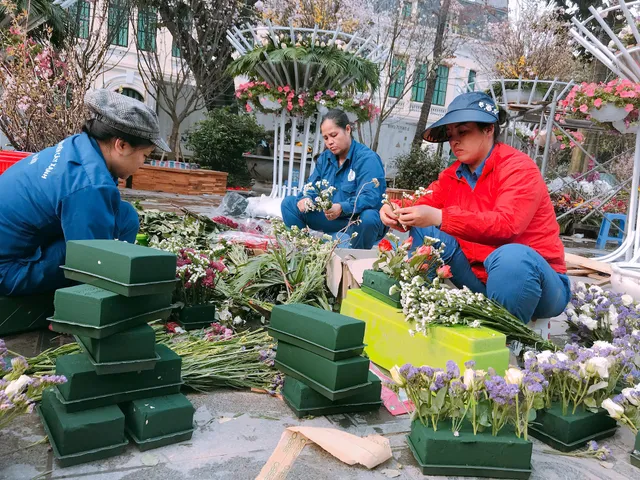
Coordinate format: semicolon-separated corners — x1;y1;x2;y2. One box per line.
226;24;385;198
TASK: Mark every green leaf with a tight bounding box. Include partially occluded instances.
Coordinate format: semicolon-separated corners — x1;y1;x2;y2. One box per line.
433;387;447;411
527;409;537;422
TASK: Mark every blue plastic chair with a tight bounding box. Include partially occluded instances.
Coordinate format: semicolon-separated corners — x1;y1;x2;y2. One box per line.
596;213;627;249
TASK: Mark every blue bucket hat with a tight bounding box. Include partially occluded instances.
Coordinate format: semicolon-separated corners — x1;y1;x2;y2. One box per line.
422;92;500;143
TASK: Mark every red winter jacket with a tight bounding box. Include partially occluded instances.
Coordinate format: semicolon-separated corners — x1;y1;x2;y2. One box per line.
396;143;566;283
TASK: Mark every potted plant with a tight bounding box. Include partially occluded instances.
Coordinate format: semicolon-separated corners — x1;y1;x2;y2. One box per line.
600;381;640;468
172;247;228;330
561;79;640;126
389;360;538;478
525;342;628;452
362;227;447;309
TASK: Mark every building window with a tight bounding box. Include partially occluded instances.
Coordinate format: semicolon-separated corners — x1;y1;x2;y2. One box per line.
411;63;427;102
467;69;477;92
389;57;407;99
172;37;181;58
432;65;449;106
72;0;90;39
119;88;144;102
137;7;157;52
108;0;129;47
402;2;412;18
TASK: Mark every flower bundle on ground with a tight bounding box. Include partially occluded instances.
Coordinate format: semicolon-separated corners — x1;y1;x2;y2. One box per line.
388;360;546;440
302;179;336;211
565;282;640;345
1;339;67;429
544;440;612;461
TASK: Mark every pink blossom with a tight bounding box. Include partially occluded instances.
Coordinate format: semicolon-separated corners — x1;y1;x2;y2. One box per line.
620;90;637;98
326;90;336;98
283;86;290;93
579;104;589;113
560;143;566;150
245;103;252;113
593;98;602;108
625;103;635;112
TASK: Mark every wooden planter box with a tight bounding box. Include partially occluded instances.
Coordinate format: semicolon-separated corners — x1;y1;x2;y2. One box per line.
129;165;228;196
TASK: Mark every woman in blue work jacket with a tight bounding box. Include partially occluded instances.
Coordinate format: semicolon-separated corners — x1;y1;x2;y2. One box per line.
281;110;387;249
0;89;170;296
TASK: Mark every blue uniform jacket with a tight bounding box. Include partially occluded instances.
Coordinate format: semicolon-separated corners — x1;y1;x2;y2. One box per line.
0;133;127;264
298;140;386;216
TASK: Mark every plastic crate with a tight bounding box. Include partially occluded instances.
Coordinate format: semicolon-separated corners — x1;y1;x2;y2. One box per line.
340;289;510;372
0;151;31;174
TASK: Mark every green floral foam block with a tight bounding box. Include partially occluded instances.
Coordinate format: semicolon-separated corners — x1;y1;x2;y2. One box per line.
122;394;194;440
270;304;365;351
64;240;177;284
54;285;172;327
77;324;156;363
0;293;53;336
55;344;182;401
275;341;369;391
39;388;125;456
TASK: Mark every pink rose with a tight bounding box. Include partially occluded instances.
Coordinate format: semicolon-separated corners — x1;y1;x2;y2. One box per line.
415;245;433;257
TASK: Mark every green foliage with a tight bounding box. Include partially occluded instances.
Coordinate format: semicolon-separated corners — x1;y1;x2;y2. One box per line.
186;107;265;187
392;148;448;190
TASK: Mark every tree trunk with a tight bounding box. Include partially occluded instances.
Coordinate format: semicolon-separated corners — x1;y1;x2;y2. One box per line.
169;121;182;161
411;0;452;148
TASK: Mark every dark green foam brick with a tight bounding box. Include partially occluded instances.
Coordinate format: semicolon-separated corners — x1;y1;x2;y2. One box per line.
122;394;194;440
361;270;401;308
55;344;181;401
275;342;369;391
283;372;381;409
270;304;365;351
529;404;617;452
633;433;640;469
407;420;532;479
77;324;156;363
39;388;125;456
178;304;216;330
64;240;177;284
55;284;172;327
0;293;53;336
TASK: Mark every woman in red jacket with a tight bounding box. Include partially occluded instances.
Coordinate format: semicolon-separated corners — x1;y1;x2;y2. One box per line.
380;92;570;323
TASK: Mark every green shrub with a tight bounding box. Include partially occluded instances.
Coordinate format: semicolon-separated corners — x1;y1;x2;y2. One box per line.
392;148;448;190
186;107;266;187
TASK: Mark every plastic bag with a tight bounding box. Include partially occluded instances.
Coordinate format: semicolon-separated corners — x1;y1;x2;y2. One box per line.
217;192;249;217
246;195;283;219
213;230;275;250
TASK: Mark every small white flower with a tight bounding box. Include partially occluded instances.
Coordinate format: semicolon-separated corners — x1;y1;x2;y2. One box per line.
622;294;634;307
602;398;624;419
479;102;484;107
453;431;460;437
5;375;31;398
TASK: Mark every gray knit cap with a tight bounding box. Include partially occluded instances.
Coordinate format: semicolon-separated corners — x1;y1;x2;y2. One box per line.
84;89;170;152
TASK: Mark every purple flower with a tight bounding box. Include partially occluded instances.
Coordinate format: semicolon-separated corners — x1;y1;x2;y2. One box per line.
420;366;434;377
40;375;67;385
10;356;28;372
446;360;460;379
587;440;599;450
399;364;412;376
406;367;420;381
464;360;476;369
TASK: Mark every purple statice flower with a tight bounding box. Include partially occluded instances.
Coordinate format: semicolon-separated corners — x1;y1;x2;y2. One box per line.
40;375;67;385
420;366;434;377
587;440;599;450
446;360;460;379
450;380;467;394
406;367;420;382
613;326;628;338
613;394;625;404
0;339;6;356
399;363;412;376
431;371;447;391
0;401;14;411
464;360;476;369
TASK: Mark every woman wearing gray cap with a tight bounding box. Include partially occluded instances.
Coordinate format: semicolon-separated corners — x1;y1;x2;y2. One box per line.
380;91;570;325
0;89;170;296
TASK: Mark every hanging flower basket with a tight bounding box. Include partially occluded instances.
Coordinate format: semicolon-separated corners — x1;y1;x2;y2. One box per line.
528;404;618;452
589;103;629;123
407;420;533;478
259;95;283;111
612;119;640;134
503;88;544;104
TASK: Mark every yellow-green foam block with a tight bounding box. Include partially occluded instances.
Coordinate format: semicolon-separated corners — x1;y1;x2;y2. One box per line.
340;289;509;372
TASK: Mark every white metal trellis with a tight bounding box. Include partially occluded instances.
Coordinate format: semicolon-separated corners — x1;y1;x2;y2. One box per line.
227;24;387;198
570;1;640;266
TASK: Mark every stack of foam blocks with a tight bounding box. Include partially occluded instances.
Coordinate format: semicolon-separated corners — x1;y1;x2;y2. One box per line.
39;240;195;467
268;304;381;418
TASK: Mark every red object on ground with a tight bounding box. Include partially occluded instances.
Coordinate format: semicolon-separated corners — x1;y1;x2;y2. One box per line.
0;151;31;175
393;143;566;282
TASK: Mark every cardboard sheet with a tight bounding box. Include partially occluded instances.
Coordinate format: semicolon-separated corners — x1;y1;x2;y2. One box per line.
256;426;392;479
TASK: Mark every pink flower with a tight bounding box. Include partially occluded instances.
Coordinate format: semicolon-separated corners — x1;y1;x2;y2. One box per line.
579;104;589;113
402;237;413;249
326;89;336;98
620;90;637;98
245;103;252;113
415;245;433;257
277;86;283;92
560;144;566;150
593;98;602;108
283;86;290;93
436;265;452;279
625;103;635;112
